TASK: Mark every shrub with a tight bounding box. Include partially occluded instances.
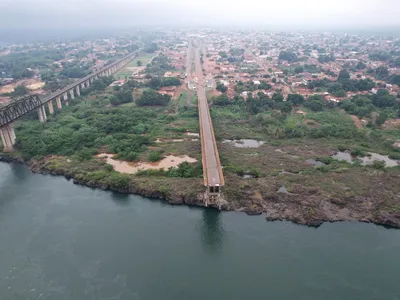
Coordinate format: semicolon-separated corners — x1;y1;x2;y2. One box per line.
388;153;400;160
148;151;163;162
104;164;114;172
351;148;367;157
371;160;386;170
316;156;334;165
337;145;349;152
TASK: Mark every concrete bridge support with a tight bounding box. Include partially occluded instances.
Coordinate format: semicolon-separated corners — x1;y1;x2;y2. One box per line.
76;85;81;97
56;96;62;109
48;100;54;114
85;80;90;87
37;105;47;123
81;82;85;89
69;89;75;100
63;92;69;106
0;123;16;152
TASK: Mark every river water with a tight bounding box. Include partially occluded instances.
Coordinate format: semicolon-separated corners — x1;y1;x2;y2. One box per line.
0;162;400;300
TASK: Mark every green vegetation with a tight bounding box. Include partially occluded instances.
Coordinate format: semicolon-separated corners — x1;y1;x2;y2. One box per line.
115;53;154;80
145;55;174;76
136;162;202;178
148;77;181;89
10;85;29;99
0;49;63;79
148;150;163;162
136;90;171;106
278;51;298;62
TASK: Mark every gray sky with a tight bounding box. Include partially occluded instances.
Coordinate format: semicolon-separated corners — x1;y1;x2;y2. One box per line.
1;0;399;30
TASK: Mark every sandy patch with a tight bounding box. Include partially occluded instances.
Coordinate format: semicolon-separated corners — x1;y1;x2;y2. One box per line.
185;132;200;137
0;85;14;94
97;153;197;174
383;119;400;130
27;82;45;90
350;115;363;129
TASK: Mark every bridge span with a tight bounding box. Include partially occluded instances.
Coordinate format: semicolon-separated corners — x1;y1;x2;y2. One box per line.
0;51;138;151
191;40;224;203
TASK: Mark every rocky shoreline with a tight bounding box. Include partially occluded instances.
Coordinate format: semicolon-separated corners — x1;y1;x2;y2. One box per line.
1;154;399;229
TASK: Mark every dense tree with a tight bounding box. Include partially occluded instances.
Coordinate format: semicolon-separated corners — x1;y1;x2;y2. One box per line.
374;66;389;80
304;100;324;112
10;85;29;99
281;102;292;114
356;61;366;70
213;94;231;106
389;74;400;86
137;60;143;67
287;94;305;106
145;55;174;76
0;49;64;79
294;66;304;74
136;90;171;106
278;51;298;62
376;112;388;126
338;69;350;81
372;89;396;108
369;52;391;62
144;43;158;53
272;92;284;102
318;55;335;63
258;81;272;90
149;77;163;89
216;83;228;93
328;82;343;94
219;51;228;59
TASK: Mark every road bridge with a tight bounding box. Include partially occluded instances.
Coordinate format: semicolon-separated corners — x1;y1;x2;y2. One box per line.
0;51;138;151
191;41;224;204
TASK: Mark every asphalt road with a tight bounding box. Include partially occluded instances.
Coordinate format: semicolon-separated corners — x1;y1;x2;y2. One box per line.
193;44;224;187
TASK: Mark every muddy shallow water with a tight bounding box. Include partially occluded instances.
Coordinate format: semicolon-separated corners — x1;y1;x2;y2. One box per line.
223;139;265;148
96;153;197;174
332;151;399;167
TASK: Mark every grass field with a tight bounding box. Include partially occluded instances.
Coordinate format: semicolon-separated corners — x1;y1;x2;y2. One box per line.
115;53;155;80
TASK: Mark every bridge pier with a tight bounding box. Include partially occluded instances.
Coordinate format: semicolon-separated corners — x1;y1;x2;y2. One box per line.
48;100;54;114
37;105;47;123
56;96;62;109
63;92;69;106
81;82;85;89
69;89;75;100
85;80;90;87
0;123;15;152
76;85;80;97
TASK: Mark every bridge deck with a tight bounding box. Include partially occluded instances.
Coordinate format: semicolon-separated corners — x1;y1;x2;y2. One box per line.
193;46;224;188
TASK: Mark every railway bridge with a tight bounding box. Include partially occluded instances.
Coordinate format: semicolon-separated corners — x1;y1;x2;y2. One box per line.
190;40;224;204
0;52;138;151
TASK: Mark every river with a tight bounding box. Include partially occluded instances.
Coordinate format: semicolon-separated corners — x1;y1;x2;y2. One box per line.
0;162;399;300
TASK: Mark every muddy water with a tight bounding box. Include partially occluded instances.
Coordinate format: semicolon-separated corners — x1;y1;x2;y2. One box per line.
305;159;326;167
96;153;197;174
332;151;399;167
2;162;400;299
223;139;265;148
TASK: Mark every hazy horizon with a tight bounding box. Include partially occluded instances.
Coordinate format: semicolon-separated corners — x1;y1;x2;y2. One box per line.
1;0;399;43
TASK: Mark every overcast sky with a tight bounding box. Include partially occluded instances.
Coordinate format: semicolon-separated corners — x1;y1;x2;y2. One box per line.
1;0;399;30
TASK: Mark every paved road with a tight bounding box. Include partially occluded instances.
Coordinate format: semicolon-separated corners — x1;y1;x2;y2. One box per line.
193;43;224;187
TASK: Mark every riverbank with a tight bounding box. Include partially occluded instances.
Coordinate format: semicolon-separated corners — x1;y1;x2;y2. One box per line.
2;153;400;229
